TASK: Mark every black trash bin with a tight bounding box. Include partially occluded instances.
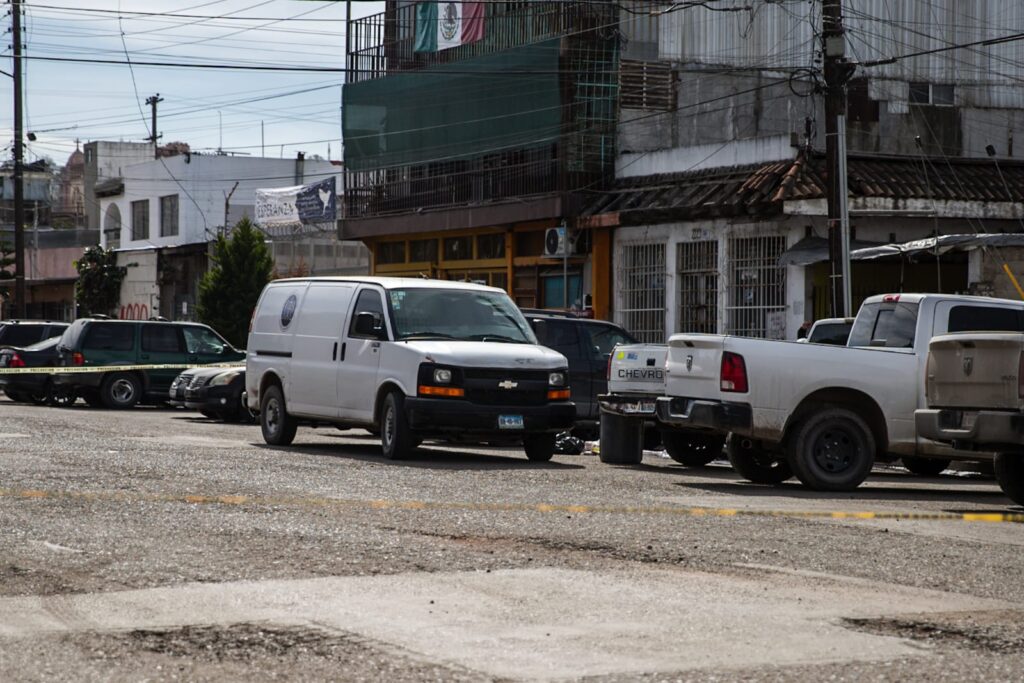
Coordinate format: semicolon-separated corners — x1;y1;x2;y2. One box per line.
598;411;643;465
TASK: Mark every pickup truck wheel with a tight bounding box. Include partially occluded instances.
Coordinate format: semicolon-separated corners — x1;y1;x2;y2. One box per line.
380;391;415;460
524;433;556;462
726;434;792;484
900;456;950;477
662;431;724;467
100;372;141;409
994;453;1024;506
788;408;876;491
260;384;298;446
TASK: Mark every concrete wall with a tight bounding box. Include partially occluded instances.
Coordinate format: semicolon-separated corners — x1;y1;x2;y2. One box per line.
116;249;159;320
83;141;155;232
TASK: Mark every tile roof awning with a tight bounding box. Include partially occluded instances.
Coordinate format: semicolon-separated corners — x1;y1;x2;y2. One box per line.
579;152;1024;227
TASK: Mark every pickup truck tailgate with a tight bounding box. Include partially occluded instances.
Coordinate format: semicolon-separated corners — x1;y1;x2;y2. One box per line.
608;344;666;394
665;334;725;398
927;333;1024;410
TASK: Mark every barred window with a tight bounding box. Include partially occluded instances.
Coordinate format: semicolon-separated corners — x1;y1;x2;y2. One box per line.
677;240;718;334
725;236;787;339
131;200;149;241
616;242;665;343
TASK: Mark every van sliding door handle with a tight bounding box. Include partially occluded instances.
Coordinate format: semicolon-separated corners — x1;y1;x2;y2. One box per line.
340;342;346;362
332;342;338;361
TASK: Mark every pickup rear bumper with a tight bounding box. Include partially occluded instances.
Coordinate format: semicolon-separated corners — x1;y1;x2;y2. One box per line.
654;396;752;433
598;393;658;418
916;408;1023;451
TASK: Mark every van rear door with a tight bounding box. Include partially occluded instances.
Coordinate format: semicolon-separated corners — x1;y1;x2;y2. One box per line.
290;282;357;417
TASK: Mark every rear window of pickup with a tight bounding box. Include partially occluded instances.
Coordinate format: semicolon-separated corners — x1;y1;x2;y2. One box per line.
948;305;1024;333
848;302;919;348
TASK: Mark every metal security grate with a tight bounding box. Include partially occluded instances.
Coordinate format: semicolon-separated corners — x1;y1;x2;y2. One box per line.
726;236;787;339
677;241;718;333
617;242;666;343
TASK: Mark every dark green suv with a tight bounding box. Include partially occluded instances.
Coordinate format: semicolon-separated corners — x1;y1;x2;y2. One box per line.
54;319;244;409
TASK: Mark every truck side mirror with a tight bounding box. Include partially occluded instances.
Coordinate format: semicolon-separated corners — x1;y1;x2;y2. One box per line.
354;312;386;339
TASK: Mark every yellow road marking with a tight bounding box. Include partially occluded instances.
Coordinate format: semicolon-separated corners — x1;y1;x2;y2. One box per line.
0;487;1021;523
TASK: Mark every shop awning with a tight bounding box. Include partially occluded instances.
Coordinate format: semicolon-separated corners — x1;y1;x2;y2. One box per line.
778;233;1024;266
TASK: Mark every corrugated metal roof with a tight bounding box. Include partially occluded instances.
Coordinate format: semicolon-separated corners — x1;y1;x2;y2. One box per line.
580;152;1024;224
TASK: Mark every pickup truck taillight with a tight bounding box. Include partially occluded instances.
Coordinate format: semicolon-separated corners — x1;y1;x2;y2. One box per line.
606;352;613;381
9;353;25;368
72;352;85;366
720;352;748;393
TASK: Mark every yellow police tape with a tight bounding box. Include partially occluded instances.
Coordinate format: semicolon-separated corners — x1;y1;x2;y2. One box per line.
0;362;241;375
1;487;1021;523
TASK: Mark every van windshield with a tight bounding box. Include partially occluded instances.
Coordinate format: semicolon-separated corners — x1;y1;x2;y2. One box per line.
388;287;537;344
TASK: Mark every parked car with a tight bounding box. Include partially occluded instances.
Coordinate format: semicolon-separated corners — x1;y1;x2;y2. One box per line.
657;293;1024;490
0;320;69;348
523;309;637;435
185;366;252;423
916;332;1024;505
0;337;75;406
798;317;855;345
168;366;229;413
54;318;244;409
246;277;574;460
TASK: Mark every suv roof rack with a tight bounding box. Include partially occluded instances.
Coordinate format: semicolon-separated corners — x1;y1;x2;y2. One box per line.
520;308;583;318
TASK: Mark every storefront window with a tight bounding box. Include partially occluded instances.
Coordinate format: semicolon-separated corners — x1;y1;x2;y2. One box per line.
476;233;505;259
377;241;406;264
409;239;438;263
444;236;473;261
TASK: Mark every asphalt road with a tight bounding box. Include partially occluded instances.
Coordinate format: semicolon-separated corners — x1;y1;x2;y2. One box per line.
1;398;1022;682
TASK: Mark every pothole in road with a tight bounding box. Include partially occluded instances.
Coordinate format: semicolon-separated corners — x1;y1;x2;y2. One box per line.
842;610;1024;653
73;622;483;679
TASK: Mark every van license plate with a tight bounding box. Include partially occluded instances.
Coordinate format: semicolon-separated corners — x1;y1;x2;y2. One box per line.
498;415;524;430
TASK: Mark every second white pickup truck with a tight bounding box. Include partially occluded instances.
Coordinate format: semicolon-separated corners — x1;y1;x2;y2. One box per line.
657;293;1024;491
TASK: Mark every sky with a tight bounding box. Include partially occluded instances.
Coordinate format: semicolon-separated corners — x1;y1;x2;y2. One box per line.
4;0;383;167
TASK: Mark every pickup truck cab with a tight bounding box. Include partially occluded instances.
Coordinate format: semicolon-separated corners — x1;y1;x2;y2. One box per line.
657;293;1024;491
916;332;1024;505
246;277;574;461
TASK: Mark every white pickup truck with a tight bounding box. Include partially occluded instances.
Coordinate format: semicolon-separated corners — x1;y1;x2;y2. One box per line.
656;293;1024;491
916;332;1024;505
598;344;724;466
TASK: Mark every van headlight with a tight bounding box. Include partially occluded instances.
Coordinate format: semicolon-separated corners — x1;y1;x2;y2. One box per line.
548;371;566;386
433;368;453;384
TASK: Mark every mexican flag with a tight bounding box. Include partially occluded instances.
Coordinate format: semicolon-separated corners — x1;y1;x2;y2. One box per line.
415;2;485;52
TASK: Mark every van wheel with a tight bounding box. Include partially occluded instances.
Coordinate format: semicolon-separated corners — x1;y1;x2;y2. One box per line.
524;433;556;462
901;456;950;477
994;453;1024;506
101;372;141;409
662;431;724;467
788;408;875;491
726;434;792;484
380;391;415;460
261;384;297;446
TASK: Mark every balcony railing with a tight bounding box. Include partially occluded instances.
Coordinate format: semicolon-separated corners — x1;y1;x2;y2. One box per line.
346;2;611;83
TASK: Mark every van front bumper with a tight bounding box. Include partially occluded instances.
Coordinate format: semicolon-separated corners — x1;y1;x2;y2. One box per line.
916;408;1023;451
405;398;575;434
655;396;752;433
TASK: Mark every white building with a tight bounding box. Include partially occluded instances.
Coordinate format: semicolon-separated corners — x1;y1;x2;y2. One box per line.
98;153;368;320
597;0;1024;342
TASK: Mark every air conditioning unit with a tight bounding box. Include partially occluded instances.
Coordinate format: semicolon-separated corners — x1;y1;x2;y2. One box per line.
543;227;571;257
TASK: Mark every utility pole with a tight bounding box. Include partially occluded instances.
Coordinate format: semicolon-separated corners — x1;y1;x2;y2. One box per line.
146;94;163;158
822;0;855;317
12;0;26;318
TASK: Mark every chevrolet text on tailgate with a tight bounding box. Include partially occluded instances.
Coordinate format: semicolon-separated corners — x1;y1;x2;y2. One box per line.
246;277;574;462
600;344;725;466
657;294;1024;491
916;332;1024;505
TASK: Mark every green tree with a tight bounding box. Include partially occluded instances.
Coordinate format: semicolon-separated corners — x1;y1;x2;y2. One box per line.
197;217;273;348
75;246;127;317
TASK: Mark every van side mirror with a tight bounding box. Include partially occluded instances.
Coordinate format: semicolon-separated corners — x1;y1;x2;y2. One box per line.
354;312;386;339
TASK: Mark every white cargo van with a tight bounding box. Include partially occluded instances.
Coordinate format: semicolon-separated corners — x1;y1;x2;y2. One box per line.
246;277;575;460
